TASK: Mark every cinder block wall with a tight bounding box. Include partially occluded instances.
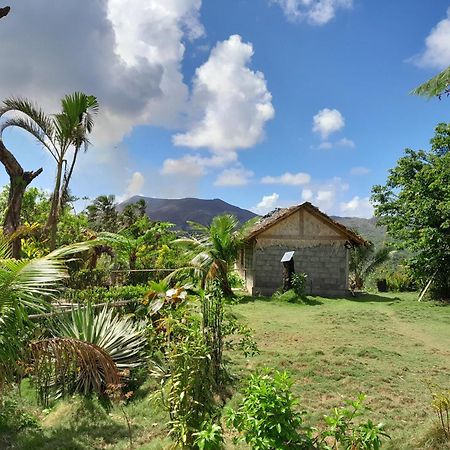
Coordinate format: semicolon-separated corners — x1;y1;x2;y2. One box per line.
252;244;349;296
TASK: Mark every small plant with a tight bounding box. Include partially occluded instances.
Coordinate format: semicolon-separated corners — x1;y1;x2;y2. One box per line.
226;369;315;449
429;383;450;440
193;420;224;450
292;272;308;297
320;393;389;449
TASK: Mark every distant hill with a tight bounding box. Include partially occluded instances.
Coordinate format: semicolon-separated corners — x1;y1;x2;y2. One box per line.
118;196;386;243
118;196;257;230
332;216;386;246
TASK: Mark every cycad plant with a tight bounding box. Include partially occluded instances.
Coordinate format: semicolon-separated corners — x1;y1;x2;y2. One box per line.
173;214;254;296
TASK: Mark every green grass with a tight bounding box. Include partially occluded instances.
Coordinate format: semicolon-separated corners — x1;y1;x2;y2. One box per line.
229;291;450;449
3;292;450;449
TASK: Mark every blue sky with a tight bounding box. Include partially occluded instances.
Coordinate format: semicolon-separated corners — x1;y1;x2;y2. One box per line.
0;0;449;217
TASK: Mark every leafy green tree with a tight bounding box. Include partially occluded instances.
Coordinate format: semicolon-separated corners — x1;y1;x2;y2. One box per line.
174;214;253;296
371;123;450;299
0;93;98;249
412;66;450;99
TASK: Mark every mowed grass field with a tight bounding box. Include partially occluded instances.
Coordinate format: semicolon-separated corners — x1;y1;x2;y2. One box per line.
5;292;450;449
230;292;450;449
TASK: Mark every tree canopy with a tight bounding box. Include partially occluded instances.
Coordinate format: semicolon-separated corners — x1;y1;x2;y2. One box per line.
371;123;450;298
411;66;450;99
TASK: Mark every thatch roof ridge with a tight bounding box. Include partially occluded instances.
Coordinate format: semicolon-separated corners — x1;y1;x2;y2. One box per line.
246;202;368;245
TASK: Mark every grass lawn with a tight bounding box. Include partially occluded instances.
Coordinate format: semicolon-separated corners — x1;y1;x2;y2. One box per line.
3;291;450;449
230;291;450;449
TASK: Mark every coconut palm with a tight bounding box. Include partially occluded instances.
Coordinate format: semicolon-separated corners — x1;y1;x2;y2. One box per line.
0;92;99;249
349;244;392;291
173;214;254;297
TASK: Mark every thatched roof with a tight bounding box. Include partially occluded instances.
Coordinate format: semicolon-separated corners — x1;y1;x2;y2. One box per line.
246;202;368;246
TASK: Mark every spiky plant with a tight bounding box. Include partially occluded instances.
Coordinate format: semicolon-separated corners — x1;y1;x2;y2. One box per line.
54;303;146;370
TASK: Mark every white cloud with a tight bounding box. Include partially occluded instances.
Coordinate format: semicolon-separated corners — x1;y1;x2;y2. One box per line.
214;167;254;186
318;141;333;150
339;196;373;218
118;171;145;202
273;0;353;25
261;171;311;185
161;151;238;177
173;34;274;153
350;166;370;176
313;108;345;139
161;156;205;177
0;0;204;148
253;193;280;215
412;7;450;69
336;137;355;148
301;189;313;201
302;176;349;212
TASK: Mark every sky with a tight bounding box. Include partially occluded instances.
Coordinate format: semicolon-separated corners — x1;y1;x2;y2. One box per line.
0;0;449;218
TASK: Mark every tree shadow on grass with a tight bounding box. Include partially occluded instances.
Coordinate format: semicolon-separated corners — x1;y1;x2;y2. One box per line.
346;292;401;303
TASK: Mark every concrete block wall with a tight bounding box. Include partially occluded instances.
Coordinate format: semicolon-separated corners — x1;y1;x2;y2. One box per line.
252;244;348;296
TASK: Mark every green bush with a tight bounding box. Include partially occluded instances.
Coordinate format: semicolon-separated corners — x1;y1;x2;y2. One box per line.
66;284;149;305
226;369;314;449
292;273;308;297
68;268;109;289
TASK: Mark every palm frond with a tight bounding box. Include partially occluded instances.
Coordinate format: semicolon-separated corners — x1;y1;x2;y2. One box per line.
411;66;450;98
30;337;121;406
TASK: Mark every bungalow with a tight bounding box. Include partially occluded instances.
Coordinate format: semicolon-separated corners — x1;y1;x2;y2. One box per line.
236;202;367;297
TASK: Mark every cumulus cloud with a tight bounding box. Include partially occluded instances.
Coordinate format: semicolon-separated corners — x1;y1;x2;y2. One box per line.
301;177;349;212
261;171;311;185
313;108;345;139
273;0;353;25
339;196;373;218
253;193;280;215
412;7;450;69
350;166;370;176
161;152;238;177
118;171;145;202
173;34;274;153
214;167;254;186
0;0;204;147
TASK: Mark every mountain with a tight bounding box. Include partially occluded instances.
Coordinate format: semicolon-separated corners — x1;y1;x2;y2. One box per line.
332;216;386;247
118;196;257;230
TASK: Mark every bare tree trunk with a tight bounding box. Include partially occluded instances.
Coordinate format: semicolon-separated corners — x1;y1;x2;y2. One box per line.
60;146;80;210
46;161;63;250
0;139;42;258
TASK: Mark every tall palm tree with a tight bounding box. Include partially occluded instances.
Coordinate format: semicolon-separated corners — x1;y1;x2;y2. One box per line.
0;93;99;249
174;214;254;296
86;195;119;232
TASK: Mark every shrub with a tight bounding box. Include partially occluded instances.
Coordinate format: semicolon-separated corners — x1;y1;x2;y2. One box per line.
292;272;308;297
320;393;389;449
226;369;315;449
429;384;450;440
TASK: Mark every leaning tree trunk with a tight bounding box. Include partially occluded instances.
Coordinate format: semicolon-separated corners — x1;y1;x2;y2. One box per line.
0;139;42;258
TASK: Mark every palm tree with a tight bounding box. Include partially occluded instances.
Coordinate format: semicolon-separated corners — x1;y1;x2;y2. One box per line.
0;93;99;249
86;195;119;232
174;214;254;297
0;239;95;392
349;244;392;291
